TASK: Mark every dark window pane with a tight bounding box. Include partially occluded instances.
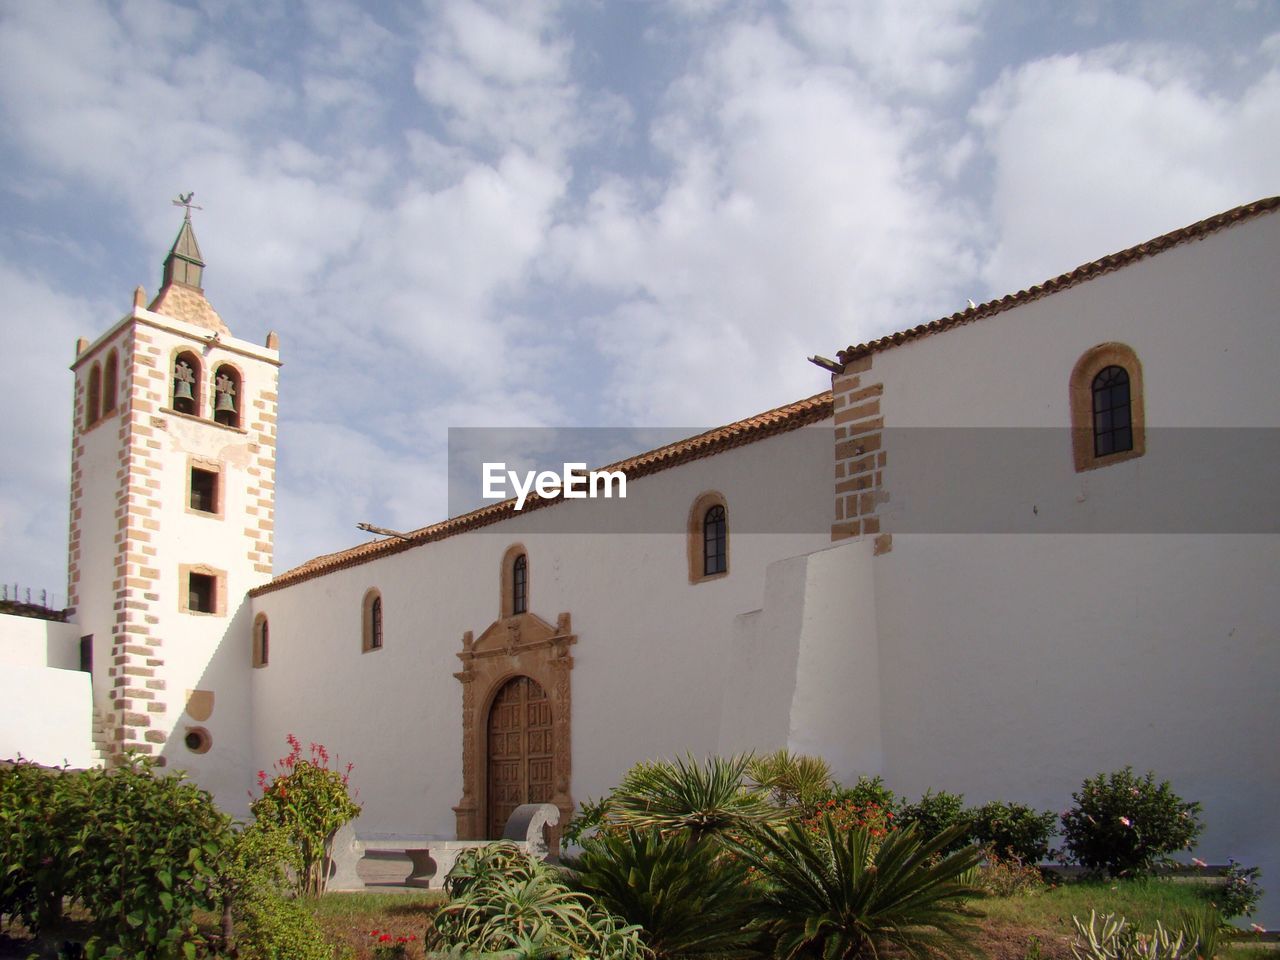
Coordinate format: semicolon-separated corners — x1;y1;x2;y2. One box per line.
703;505;727;576
371;596;383;648
189;574;215;613
1091;365;1133;460
513;555;527;614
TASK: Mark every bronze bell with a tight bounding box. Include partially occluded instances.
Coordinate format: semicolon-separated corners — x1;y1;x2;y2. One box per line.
173;378;194;402
215;388;236;413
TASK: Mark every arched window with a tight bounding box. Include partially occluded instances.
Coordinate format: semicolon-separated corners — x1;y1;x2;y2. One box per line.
687;492;729;583
102;350;118;415
1070;343;1145;472
212;364;241;428
362;589;384;652
512;554;528;615
85;363;102;429
253;614;269;668
500;544;530;617
173;352;201;416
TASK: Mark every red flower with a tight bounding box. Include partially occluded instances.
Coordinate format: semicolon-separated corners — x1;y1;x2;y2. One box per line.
379;933;392;942
370;930;380;937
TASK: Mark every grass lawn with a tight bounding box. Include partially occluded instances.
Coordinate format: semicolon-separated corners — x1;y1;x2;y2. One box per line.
294;877;1273;960
3;880;1270;959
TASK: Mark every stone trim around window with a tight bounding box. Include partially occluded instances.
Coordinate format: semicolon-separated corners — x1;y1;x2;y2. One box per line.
1069;342;1146;472
178;563;227;616
252;613;269;668
500;543;529;618
687;491;729;584
186;456;224;518
361;588;384;653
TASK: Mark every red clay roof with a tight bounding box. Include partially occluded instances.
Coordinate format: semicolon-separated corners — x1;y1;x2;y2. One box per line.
251;390;834;596
837;195;1280;364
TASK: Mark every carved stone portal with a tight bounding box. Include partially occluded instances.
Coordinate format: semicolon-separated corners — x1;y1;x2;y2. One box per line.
454;611;575;845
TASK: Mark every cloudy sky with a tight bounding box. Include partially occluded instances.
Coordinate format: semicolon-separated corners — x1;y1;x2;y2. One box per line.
1;0;1278;602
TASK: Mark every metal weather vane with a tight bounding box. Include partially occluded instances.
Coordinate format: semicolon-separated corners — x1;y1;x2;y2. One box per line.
172;192;203;221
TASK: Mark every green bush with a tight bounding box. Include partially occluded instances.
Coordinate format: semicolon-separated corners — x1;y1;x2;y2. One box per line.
570;828;758;958
898;789;973;855
428;842;648;959
836;774;900;815
0;755;235;959
0;759;68;932
250;735;361;896
1060;769;1204;878
1207;859;1263;919
970;801;1057;864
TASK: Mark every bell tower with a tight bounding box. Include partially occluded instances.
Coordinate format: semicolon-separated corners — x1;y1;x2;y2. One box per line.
68;197;280;807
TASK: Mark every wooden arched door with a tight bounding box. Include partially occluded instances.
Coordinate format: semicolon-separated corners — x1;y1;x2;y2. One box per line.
486;675;554;838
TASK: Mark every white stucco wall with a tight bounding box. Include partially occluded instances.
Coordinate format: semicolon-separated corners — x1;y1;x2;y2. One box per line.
0;663;97;768
251;420;835;836
0;612;81;670
862;207;1280;922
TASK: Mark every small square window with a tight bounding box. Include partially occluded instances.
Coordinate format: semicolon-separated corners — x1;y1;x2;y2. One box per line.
190;468;218;513
189;573;215;613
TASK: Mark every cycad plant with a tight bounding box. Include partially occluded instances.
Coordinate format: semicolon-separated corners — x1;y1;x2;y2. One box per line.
732;818;985;959
610;753;779;844
570;828;760;958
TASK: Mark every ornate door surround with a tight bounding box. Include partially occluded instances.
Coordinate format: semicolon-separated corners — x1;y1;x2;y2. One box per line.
453;611;575;842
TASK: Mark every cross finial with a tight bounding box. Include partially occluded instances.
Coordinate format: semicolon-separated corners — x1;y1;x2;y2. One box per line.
172;192;203;222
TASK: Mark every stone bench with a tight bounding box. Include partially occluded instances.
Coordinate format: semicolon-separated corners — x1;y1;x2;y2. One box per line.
328;802;561;891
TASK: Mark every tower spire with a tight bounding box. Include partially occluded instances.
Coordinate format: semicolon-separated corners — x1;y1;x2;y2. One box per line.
162;192;205;290
148;192;229;335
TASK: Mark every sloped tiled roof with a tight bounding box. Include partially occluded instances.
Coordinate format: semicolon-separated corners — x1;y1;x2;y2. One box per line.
251;390;834;596
148;283;230;335
836;195;1280;364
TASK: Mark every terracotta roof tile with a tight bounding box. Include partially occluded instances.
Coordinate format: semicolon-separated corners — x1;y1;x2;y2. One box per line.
251;390;834;596
148;284;230;335
836;195;1280;364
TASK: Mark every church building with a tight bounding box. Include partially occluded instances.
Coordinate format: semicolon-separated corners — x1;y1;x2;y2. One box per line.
2;196;1277;921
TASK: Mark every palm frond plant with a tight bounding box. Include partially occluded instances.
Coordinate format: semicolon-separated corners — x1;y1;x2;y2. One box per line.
610;753;780;845
748;750;834;812
731;817;986;960
570;827;761;959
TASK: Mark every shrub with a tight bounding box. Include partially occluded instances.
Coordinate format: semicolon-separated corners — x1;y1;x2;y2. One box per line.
1206;859;1263;919
970;800;1058;864
570;828;758;959
0;755;236;959
1060;769;1204;878
732;818;985;959
898;789;973;855
1071;910;1191;960
1175;904;1228;960
250;735;360;895
975;849;1046;897
429;841;648;959
834;774;900;815
798;795;896;859
563;795;613;847
0;759;69;932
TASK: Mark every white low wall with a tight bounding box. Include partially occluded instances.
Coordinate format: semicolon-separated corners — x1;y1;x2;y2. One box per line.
0;612;80;669
0;664;98;769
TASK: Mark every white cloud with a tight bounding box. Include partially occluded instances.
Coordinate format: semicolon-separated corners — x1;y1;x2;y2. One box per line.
787;0;987;98
0;264;99;599
972;43;1280;292
550;17;979;424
